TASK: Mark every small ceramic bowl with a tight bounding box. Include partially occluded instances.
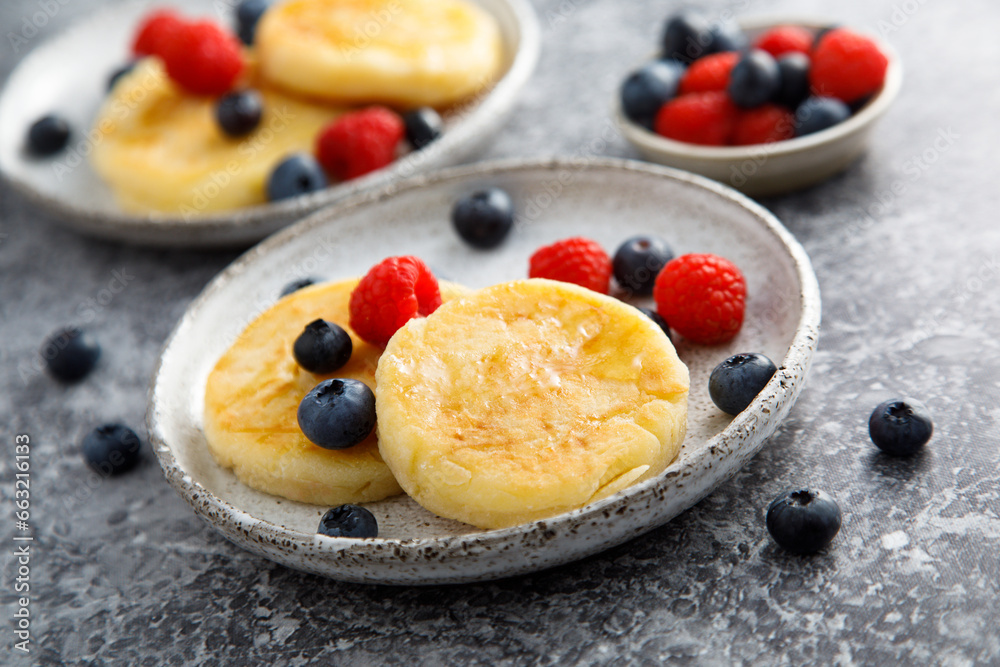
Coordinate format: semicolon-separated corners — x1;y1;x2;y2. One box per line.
613;17;903;196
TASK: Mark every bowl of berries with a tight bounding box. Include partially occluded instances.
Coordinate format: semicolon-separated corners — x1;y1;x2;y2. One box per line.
614;13;902;196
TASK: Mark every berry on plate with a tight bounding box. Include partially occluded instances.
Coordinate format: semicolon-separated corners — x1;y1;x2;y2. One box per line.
451;188;515;249
318;504;378;538
868;398;934;456
707;17;748;54
402;107;444;150
316;107;404;181
754;25;814;58
766;488;842;554
267;153;328;201
612;235;674;296
794;96;850;137
215;90;263;137
293;319;353;374
620;60;684;129
661;11;713;63
82;424;142;475
678;52;740;96
528;237;612;294
235;0;271;45
653;253;746;345
709;352;778;415
654;91;737;146
42;326;100;382
349;256;442;347
279;277;318;297
731;104;795;146
637;307;672;343
773;53;811;109
27;115;71;156
810;28;888;104
132;8;183;58
728;49;781;109
161;19;244;96
297;378;376;450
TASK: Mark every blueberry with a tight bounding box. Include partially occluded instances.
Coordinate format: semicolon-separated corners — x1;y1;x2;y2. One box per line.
267;153;327;202
318;504;378;538
794;97;850;137
709;353;778;416
637;308;672;344
451;187;515;249
107;62;135;92
279;277;318;297
216;90;263;137
236;0;271;45
707;17;748;53
773;53;810;109
297;379;376;449
728;50;781;109
41;326;100;382
403;107;443;150
661;11;713;64
620;60;684;129
766;488;842;554
868;398;933;456
27;114;71;156
293;319;352;374
612;235;674;296
82;424;142;476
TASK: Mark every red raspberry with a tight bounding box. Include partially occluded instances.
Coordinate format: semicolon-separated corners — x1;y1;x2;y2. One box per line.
349;256;442;347
753;25;814;58
654;92;738;146
678;52;739;95
132;9;184;58
731;104;795;146
528;237;611;294
653;253;746;345
316;107;404;181
161;20;244;96
810;28;888;104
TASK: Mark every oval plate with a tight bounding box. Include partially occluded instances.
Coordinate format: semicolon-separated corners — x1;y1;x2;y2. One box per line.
148;158;820;584
0;0;539;247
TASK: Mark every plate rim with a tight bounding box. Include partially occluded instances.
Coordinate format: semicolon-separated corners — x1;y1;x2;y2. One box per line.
147;156;821;581
0;0;541;246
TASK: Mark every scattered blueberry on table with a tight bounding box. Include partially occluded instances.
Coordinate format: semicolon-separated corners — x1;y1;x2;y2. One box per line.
42;326;101;382
765;488;842;554
869;398;934;456
82;424;142;476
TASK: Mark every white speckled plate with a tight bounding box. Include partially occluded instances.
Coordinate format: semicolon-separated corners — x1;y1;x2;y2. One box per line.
148;158;820;584
0;0;539;247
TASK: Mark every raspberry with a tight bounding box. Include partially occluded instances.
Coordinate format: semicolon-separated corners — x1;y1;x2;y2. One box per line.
316;107;404;181
654;91;737;146
132;9;184;58
653;253;746;345
528;237;612;294
731;104;795;145
810;28;888;104
349;256;442;347
753;25;814;58
161;20;244;96
678;52;739;95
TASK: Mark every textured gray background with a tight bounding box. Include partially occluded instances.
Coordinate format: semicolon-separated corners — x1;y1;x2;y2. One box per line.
2;0;999;665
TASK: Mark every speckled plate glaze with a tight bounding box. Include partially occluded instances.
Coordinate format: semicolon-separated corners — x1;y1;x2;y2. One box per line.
148;158;821;584
0;0;539;247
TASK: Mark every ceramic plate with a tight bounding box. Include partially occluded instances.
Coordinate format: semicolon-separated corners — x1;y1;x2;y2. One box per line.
0;0;539;246
148;158;820;584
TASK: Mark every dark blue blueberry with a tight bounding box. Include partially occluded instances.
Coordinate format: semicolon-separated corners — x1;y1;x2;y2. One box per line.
451;187;515;249
868;398;933;456
82;424;142;476
107;62;136;92
279;277;318;297
612;235;674;296
728;50;781;109
619;60;685;130
794;97;850;137
707;17;748;53
27;114;71;156
267;153;328;202
318;504;378;538
42;326;100;382
661;11;713;64
774;53;810;109
297;379;376;450
766;488;842;554
216;90;263;137
293;319;352;374
638;308;672;344
709;352;778;416
236;0;271;45
403;107;443;150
